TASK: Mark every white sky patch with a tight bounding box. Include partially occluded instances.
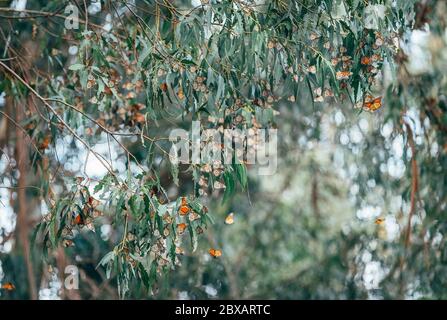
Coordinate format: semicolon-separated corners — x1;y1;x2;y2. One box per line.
340;132;349;145
381;121;393;139
356;205;381;220
391;135;404;158
38;269;61;300
103;13;113;32
191;0;202;8
0;190;16;234
402;30;433;75
204;284;218;297
349;126;363;144
386;157;405;178
363;261;384;290
384;215;400;241
88;0;101;15
0;92;5;107
334;111;345;126
100;224;111;241
178;290;189;300
68;45;78;56
359;118;369;132
10;0;27;11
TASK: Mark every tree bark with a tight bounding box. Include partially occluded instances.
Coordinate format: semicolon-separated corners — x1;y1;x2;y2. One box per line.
14;97;38;300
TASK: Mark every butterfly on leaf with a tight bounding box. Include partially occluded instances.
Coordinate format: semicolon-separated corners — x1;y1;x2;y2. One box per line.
336;71;352;80
209;248;222;258
72;211;84;226
375;217;385;225
1;282;15;291
225;213;234;225
39;136;51;150
196;226;204;234
177;223;187;235
179;197;190;215
177;88;185;100
179;205;190;215
63;239;75;247
364;96;383;112
88;196;100;208
175;247;185;255
189;211;200;222
361;56;372;65
160;82;168;92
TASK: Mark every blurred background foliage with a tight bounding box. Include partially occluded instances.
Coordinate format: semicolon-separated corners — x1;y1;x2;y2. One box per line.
0;0;447;299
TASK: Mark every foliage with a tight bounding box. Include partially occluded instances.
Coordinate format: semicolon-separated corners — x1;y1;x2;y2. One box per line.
0;0;446;299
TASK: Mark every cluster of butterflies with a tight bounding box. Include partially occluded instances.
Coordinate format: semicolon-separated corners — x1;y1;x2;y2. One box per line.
62;195;102;247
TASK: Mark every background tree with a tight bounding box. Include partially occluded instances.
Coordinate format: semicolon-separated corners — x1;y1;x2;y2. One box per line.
0;0;446;299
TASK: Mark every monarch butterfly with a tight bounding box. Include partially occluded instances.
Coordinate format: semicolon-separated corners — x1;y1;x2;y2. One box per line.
92;209;103;218
177;223;187;235
39;136;51;150
361;56;371;65
160;82;168;92
72;212;84;226
375;217;385;225
189;211;200;222
307;65;317;74
85;222;96;232
179;205;190;215
196;226;204;234
364;96;383;112
133;112;146;124
336;71;352;80
225;213;234;225
208;248;222;258
177;88;185;100
88;196;100;208
63;239;74;247
1;282;15;291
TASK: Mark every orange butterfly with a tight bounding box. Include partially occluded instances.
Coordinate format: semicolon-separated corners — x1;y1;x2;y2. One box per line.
208;248;222;258
225;213;234;225
63;239;75;247
375;217;385;225
1;282;15;291
160;82;168;92
133;112;146;124
179;205;189;215
361;56;371;65
177;88;185;100
39;136;51;150
336;71;352;80
179;197;190;215
177;223;187;235
364;96;383;112
72;212;84;226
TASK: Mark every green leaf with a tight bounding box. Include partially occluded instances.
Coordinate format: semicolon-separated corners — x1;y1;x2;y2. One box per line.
234;163;248;189
222;171;235;203
68;63;85;71
97;251;115;269
170;161;179;186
